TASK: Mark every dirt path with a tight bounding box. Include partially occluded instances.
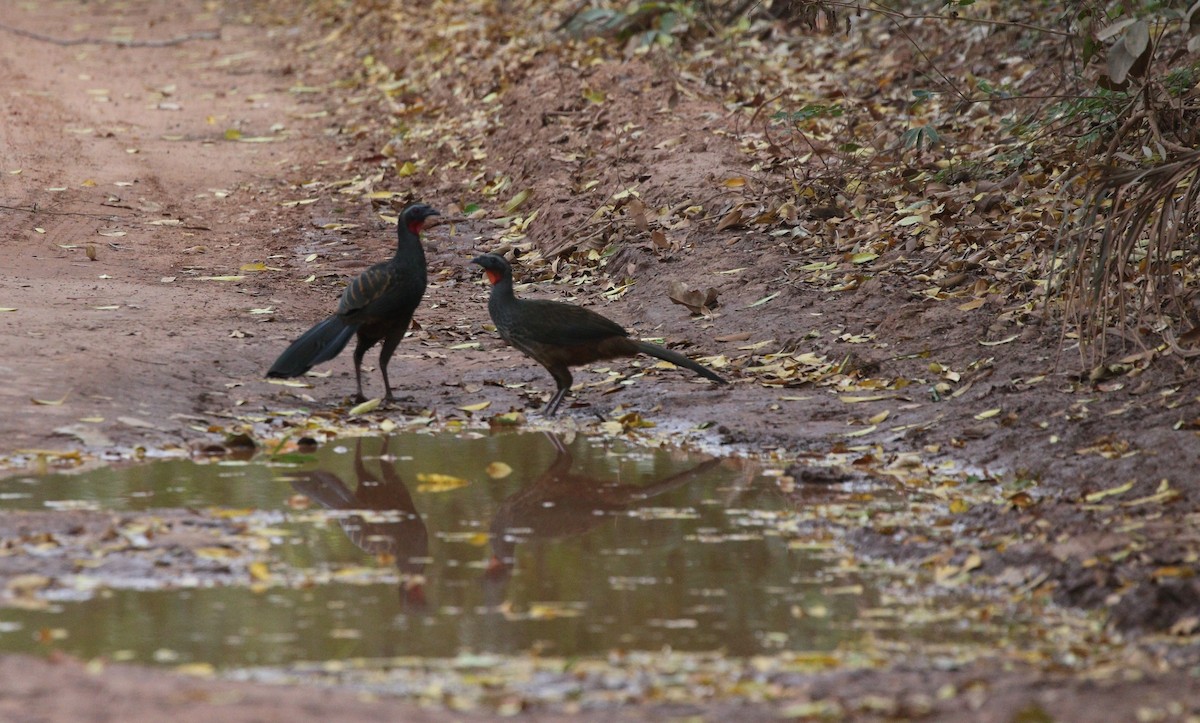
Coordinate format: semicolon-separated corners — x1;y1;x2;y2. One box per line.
3;0;1200;720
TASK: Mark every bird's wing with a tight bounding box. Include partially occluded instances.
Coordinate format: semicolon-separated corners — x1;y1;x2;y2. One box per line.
517;299;629;345
337;262;395;318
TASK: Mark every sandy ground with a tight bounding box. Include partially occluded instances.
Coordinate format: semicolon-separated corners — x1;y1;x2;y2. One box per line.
2;0;1200;719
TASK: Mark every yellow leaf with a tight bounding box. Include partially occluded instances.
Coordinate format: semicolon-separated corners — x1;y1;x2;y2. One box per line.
868;410;889;424
176;663;215;677
582;87;606;103
958;297;986;311
195;547;238;560
223;128;242;140
839;394;893;403
845;424;876;437
503;189;531;214
486;462;512;479
0;307;17;312
31;393;69;406
949;498;970;514
239;262;269;272
974;408;1001;420
1084;479;1135;503
248;562;271;581
850;252;877;264
267;379;312;388
397;161;418;177
416;473;470;492
457;401;491;412
723;177;746;188
348;398;382;415
980;334;1020;346
198;275;245;282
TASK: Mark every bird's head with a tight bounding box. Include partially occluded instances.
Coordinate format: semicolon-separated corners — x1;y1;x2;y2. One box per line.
401;203;441;236
471;253;511;286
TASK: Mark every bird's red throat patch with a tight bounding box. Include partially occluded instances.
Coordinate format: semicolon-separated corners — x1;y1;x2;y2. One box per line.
407;220;424;236
485;270;502;285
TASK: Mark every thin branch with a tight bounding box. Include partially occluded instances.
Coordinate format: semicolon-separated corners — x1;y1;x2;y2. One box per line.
0;22;219;47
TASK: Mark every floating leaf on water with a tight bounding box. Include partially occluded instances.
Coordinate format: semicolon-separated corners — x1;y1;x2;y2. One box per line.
486;461;512;479
416;473;470;492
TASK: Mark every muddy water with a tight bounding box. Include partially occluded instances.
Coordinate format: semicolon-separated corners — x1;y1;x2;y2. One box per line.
0;432;924;667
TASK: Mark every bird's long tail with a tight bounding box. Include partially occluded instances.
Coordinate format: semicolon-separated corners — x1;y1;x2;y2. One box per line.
632;341;728;384
267;315;355;378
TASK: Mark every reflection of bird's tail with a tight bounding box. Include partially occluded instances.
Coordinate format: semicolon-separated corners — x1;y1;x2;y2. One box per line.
286;470;357;508
267;315;355;377
632;458;723;500
632;341;727;384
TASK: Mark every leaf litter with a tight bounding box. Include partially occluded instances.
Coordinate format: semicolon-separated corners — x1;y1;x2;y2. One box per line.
3;0;1200;717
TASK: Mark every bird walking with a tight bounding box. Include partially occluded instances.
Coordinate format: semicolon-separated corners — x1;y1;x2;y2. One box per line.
268;203;440;402
471;253;727;415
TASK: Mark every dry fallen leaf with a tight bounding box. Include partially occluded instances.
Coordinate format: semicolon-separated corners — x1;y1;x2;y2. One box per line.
667;280;718;315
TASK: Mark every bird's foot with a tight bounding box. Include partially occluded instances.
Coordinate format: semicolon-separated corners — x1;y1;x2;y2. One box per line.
352;393;367;405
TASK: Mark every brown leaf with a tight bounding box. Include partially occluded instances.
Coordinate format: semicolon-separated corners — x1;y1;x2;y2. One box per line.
626;198;649;232
667;280;719;315
716;207;743;232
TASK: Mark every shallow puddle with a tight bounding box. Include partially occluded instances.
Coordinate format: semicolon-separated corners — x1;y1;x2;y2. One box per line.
0;431;1046;676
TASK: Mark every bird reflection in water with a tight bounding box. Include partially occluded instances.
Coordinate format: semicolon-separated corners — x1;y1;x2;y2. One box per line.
288;437;429;609
485;432;722;590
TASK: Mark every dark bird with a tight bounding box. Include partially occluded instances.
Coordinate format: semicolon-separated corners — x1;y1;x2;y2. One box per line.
471;253;727;415
267;203;440;402
287;436;429;608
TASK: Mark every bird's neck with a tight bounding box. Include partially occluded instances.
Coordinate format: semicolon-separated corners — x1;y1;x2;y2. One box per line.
393;227;427;271
488;273;517;305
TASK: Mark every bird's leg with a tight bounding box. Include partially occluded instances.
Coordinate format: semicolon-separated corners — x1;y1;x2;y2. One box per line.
545;366;574;416
377;335;403;402
352;338;370;404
